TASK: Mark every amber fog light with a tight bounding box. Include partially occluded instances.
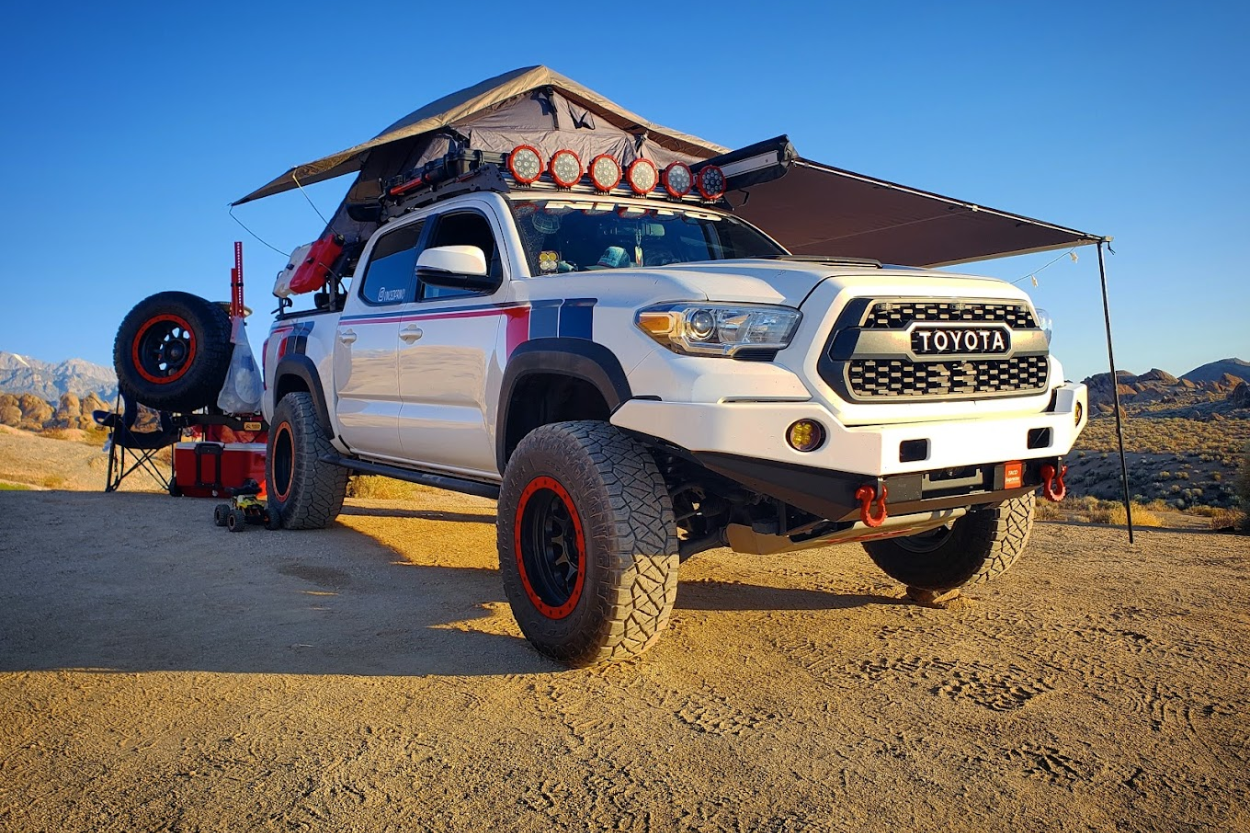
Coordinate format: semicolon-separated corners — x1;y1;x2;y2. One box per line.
786;419;825;452
1074;401;1084;426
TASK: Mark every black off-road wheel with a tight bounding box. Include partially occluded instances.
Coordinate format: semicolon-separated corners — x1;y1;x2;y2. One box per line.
863;493;1036;592
498;421;679;667
213;503;230;527
267;392;348;530
227;507;247;532
114;291;233;413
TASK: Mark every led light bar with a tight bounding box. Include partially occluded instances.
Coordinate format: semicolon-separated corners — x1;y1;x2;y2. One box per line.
663;162;693;198
626;158;658;195
589;154;622;192
508;145;545;185
548;149;584;188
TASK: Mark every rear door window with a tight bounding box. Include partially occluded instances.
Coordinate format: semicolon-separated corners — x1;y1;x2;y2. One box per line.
358;220;426;305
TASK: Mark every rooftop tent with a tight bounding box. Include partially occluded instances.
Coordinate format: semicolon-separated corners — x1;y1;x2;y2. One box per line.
234;65;1105;265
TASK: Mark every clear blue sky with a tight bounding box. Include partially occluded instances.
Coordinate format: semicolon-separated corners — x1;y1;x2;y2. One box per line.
3;0;1246;382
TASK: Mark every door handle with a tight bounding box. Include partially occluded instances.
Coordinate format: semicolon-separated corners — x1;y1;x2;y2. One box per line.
400;326;424;344
339;329;357;345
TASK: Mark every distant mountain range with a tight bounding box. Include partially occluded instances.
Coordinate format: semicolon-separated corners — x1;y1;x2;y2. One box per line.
1082;357;1249;413
0;351;117;402
1180;357;1250;385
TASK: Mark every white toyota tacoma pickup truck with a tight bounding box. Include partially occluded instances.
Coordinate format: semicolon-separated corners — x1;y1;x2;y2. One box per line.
261;147;1086;666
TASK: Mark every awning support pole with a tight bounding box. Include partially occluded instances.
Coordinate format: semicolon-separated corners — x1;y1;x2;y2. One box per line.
1097;241;1134;544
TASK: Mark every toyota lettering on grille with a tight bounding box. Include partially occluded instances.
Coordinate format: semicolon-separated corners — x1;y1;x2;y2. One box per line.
912;325;1011;356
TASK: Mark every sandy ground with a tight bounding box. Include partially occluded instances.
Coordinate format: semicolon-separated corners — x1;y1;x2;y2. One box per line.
1;487;1247;833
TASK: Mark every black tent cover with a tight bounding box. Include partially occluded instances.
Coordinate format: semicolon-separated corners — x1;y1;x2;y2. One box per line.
234;66;1105;267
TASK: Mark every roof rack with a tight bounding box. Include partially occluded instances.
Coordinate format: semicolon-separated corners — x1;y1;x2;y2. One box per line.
344;135;799;224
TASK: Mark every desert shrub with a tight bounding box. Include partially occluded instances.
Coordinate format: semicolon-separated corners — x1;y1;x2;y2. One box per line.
0;482;31;491
41;474;66;489
1236;442;1250;532
1213;472;1223;482
1209;508;1247;532
1177;471;1190;480
1157;471;1171;480
1034;499;1065;521
345;475;424;500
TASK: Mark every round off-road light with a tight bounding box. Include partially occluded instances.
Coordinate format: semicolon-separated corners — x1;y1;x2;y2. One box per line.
508;145;544;184
626;158;658;194
696;165;726;200
1074;401;1084;426
548;149;583;188
786;419;825;452
589;154;622;192
663;162;693;197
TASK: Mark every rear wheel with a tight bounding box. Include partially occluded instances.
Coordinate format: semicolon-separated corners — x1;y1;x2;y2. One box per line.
498;421;679;666
227;507;246;532
863;493;1035;592
266;392;348;530
213;503;230;527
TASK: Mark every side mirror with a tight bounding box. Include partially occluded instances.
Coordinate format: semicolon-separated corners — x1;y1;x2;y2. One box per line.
416;245;498;291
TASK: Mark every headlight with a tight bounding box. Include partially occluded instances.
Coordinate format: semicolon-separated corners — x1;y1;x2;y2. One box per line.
636;303;802;357
1035;307;1054;345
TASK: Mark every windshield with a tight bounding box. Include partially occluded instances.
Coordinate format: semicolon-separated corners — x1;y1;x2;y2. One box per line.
510;199;786;275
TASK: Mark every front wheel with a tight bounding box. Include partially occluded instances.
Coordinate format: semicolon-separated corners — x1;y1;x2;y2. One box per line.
863;493;1035;592
266;392;348;530
498;421;679;666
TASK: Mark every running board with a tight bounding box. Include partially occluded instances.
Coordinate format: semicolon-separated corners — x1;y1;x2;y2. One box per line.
320;453;500;500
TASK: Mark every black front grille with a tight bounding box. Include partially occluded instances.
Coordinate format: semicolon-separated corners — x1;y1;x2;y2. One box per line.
864;301;1036;330
846;355;1050;400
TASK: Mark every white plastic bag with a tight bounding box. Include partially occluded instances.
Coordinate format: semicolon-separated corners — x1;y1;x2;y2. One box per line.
216;318;263;414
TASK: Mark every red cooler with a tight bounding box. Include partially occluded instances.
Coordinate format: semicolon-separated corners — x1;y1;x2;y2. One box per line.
172;442;267;498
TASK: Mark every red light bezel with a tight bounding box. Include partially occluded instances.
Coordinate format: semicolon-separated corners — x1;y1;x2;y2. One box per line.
662;162;693;198
589;154;623;192
695;165;726;200
548;149;584;188
508;145;545;185
626;158;658;195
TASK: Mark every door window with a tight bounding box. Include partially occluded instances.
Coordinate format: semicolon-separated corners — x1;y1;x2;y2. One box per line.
358;220;425;305
421;212;503;301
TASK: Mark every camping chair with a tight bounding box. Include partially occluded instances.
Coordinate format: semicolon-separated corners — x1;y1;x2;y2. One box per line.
92;394;182;493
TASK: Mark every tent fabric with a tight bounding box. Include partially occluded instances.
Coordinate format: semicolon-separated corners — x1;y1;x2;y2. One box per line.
234;67;1104;268
733;160;1103;268
312;86;722;247
233;65;726;206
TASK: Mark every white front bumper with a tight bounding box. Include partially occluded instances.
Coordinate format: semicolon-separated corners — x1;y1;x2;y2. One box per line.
611;383;1087;477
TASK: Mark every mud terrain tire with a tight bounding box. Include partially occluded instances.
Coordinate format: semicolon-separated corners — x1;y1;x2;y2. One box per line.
863;493;1035;592
266;392;348;530
498;421;679;666
114;291;232;413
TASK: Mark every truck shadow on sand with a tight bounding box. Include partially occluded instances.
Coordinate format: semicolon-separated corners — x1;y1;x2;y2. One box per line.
0;492;903;678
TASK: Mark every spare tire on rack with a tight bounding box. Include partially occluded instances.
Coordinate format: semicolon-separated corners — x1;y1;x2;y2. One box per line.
113;291;233;413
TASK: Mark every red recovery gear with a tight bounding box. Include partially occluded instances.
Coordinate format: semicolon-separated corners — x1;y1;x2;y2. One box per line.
855;483;889;528
288;233;344;295
1041;464;1068;502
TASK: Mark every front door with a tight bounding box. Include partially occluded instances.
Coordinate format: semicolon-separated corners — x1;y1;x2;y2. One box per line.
397;209;509;476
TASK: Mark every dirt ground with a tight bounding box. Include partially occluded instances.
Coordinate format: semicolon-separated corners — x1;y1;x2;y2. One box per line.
1;487;1247;833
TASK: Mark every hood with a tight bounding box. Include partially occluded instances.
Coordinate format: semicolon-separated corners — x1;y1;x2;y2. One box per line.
601;260;1026;308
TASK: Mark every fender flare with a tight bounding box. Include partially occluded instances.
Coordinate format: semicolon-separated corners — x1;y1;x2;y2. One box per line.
272;354;334;438
496;338;633;472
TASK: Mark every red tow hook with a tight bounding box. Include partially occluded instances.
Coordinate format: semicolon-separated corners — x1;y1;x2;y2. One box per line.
1041;464;1068;502
855;483;889;528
